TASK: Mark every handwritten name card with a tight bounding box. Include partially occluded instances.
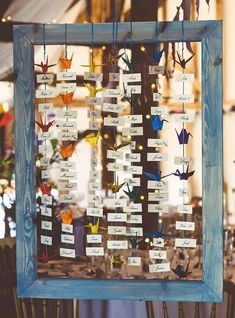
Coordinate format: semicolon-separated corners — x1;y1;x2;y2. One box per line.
36;89;57;98
103;89;123;98
84;72;103;82
147;153;168;161
126;153;141;162
60;248;75;258
86;247;104;256
37;74;54;83
149;65;164;75
41;235;52;246
108;226;126;235
147;139;168;148
107;150;123;160
126;215;142;224
123;165;143;175
148;180;168;190
148;204;169;214
41;221;52;231
153;238;164;247
40;206;52;217
177;205;193;214
148;192;168;202
151;107;166;116
149;250;167;259
102;103;123;113
87;208;103;217
57;71;76;81
38;103;53;112
87;234;102;243
149;263;170;273
126;227;143;236
127;257;141;266
176;221;195;231
107;240;128;249
175;238;196;248
61;234;75;244
122;127;143;136
174;94;195;103
109;72;120;82
103;117;124;126
108;213;127;222
62;223;73;233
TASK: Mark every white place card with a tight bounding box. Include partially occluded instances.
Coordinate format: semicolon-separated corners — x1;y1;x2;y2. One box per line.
174;156;194;165
149;65;164;74
176;221;195;231
153;92;162;101
175;238;197;248
148;204;169;214
151;107;166;116
88;182;101;191
38;131;54;141
102;103;123;113
36;89;57;98
126;85;141;94
38;144;53;154
149;263;170;273
107;162;123;172
86;247;104;256
149;250;167;259
57;71;76;81
41;195;53;205
123;73;141;83
89;121;99;131
126;153;141;162
125;114;143;124
175;73;194;82
107;240;128;249
88;194;100;205
174;94;195;103
177;205;193;214
123;203;142;213
107;150;123;160
124;178;140;186
41;235;52;246
56;83;76;92
58;183;77;191
57;110;77;119
55;121;77;129
126;215;142;224
61;234;75;244
38;103;53;112
103;88;123;98
88;109;101;118
109;72;120;82
108;213;127;222
127;257;141;266
148;180;168;190
108;226;126;235
91;147;97;157
40;157;50;167
148;192;168;202
60;248;75;258
126;227;143;236
62;223;73;233
147;138;168;148
147;153;168;161
179;188;190;197
123;165;143;175
41;221;52;231
85;96;103;106
131;141;136;150
174;114;195;123
60;161;76;170
37;74;54;83
59;171;77;181
153;238;165;247
103;117;124;126
84;72;103;82
40;206;52;217
87;208;103;217
90;171;100;179
57;131;77;141
87;234;102;244
105;198;128;208
122;127;143;136
59;194;76;203
41;170;50;179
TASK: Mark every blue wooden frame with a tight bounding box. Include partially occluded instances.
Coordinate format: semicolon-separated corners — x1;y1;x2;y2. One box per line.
13;21;223;301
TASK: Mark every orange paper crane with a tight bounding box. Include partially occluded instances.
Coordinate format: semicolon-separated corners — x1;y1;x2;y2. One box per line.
34;55;57;73
59;53;74;70
85;218;106;234
35;117;54;132
39;181;52;195
60;210;74;224
59;140;78;159
60;92;74;104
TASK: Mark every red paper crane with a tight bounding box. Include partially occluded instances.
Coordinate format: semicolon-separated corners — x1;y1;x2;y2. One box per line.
0;112;13;127
35;117;54;132
33;251;58;264
34;56;57;73
39;182;52;195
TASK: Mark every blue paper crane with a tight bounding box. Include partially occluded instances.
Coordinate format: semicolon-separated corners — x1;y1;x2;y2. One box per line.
151;115;169;131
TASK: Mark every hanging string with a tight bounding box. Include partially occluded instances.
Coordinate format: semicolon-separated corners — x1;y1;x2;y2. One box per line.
43;24;46;61
64;23;68;59
91;22;94;63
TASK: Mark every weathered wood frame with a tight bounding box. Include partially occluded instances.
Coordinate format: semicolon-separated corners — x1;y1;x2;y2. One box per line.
13;21;223;301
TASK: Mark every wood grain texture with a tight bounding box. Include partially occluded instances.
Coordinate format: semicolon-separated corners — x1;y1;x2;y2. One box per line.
13;27;37;296
202;21;223;301
14;21;218;45
14;20;223;301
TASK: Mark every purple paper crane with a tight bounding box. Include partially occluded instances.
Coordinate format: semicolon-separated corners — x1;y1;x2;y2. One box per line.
175;128;193;144
173;165;195;180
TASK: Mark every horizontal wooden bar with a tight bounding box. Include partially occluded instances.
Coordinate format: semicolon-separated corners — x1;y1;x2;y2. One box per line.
14;20;219;45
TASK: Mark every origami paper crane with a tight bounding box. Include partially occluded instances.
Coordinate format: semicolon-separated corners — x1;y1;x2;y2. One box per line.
59;53;74;70
172;165;195;180
60;210;74;224
128;233;139;250
59;140;78;158
39;181;52;195
84;83;105;97
84;128;100;146
34;56;57;73
0;112;13;127
60;92;74;104
106;52;124;64
144;170;162;182
85;218;106;234
171;261;192;278
175;128;193;144
144;225;172;239
102;141;131;151
149;48;164;65
111;254;124;269
122;55;133;72
81;53;103;72
107;181;125;193
33;251;58;264
35;117;54;132
151;115;169;131
171;51;194;69
123;183;140;202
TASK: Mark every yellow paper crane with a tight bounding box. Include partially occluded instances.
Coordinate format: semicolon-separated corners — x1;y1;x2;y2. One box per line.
84;128;100;146
85;218;106;234
81;52;103;72
107;181;125;193
84;83;105;97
